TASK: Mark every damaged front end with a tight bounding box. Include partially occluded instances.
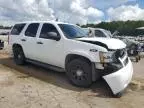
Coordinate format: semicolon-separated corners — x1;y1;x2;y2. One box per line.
98;49;128;75
95;48;133;95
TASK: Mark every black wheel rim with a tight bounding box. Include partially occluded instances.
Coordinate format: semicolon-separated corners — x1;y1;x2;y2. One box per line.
15;52;21;59
14;49;23;61
71;65;88;81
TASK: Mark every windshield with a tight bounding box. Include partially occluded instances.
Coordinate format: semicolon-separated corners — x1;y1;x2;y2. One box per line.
82;28;89;35
95;29;112;38
104;30;113;37
95;30;106;37
58;24;87;39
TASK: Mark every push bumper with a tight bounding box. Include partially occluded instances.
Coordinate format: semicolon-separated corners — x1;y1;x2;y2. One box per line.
103;58;133;94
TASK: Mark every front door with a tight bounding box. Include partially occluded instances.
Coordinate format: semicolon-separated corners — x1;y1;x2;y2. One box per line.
36;23;64;68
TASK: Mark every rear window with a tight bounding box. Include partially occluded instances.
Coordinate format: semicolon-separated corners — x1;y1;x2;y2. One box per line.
11;24;26;35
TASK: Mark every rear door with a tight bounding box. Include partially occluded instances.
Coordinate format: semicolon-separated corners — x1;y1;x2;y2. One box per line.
21;23;40;60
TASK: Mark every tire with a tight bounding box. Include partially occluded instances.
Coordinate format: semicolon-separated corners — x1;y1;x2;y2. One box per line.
135;57;139;62
66;58;92;87
114;92;123;98
0;47;3;50
138;56;141;60
13;46;25;65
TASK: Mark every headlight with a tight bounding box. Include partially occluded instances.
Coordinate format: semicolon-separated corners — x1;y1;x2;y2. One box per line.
99;52;114;63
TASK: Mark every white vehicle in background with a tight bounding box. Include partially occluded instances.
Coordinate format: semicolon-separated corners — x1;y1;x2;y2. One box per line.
9;21;133;97
83;27;112;38
0;29;10;50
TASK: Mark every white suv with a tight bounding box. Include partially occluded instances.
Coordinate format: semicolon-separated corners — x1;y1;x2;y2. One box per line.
83;27;112;38
10;21;133;97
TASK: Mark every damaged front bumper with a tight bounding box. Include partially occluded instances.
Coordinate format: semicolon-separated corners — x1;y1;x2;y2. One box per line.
103;58;133;95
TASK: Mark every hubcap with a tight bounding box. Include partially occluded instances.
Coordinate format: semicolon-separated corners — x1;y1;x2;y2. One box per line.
76;70;83;76
71;66;87;81
18;54;21;59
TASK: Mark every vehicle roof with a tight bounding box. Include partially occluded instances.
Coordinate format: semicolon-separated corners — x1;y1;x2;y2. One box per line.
90;27;106;31
83;27;107;31
14;21;74;25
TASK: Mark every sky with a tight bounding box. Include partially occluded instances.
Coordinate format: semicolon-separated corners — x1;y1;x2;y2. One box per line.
0;0;144;25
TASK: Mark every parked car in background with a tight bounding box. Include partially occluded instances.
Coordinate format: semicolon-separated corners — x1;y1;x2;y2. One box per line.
9;21;133;97
116;37;142;62
83;27;112;38
113;31;142;62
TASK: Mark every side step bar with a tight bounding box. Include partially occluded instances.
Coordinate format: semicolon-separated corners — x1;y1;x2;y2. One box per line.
26;59;65;72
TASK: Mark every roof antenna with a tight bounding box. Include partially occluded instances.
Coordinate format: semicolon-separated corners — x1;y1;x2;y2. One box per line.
56;18;59;21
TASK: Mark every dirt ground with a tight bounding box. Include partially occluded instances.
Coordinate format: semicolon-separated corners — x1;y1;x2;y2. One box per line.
0;45;144;108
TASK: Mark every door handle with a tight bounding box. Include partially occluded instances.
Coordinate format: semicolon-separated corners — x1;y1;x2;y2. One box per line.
37;41;43;44
21;39;26;41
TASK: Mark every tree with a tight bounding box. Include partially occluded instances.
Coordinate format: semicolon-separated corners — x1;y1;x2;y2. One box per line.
81;20;144;36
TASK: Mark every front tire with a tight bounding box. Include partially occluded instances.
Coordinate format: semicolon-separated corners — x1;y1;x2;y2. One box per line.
66;58;92;87
114;92;123;98
13;46;25;65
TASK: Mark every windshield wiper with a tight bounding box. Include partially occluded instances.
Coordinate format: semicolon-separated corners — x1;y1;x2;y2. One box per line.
74;36;86;38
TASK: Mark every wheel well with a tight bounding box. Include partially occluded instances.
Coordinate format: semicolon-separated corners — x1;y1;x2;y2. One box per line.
65;54;91;69
12;44;22;50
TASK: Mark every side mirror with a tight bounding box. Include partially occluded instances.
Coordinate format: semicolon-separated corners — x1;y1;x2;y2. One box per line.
47;32;60;41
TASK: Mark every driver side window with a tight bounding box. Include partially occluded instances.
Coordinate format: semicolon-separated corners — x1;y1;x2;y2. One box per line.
40;23;59;39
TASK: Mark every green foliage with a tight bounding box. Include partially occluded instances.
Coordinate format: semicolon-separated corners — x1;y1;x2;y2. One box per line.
81;21;144;36
0;25;12;29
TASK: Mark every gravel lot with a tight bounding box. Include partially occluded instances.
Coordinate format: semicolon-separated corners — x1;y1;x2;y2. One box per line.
0;42;144;108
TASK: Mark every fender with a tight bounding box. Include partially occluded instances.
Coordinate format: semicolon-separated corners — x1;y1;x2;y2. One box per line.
66;50;98;63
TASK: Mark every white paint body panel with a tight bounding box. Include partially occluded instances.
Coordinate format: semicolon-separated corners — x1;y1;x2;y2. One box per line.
103;58;133;94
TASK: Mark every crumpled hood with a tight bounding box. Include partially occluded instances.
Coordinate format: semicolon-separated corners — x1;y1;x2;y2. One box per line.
77;37;126;50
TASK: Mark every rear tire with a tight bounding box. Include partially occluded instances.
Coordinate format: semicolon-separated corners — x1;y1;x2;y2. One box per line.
13;46;25;65
66;58;92;87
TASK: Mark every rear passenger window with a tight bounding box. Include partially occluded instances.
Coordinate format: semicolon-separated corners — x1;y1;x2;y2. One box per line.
11;24;26;35
25;23;39;37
